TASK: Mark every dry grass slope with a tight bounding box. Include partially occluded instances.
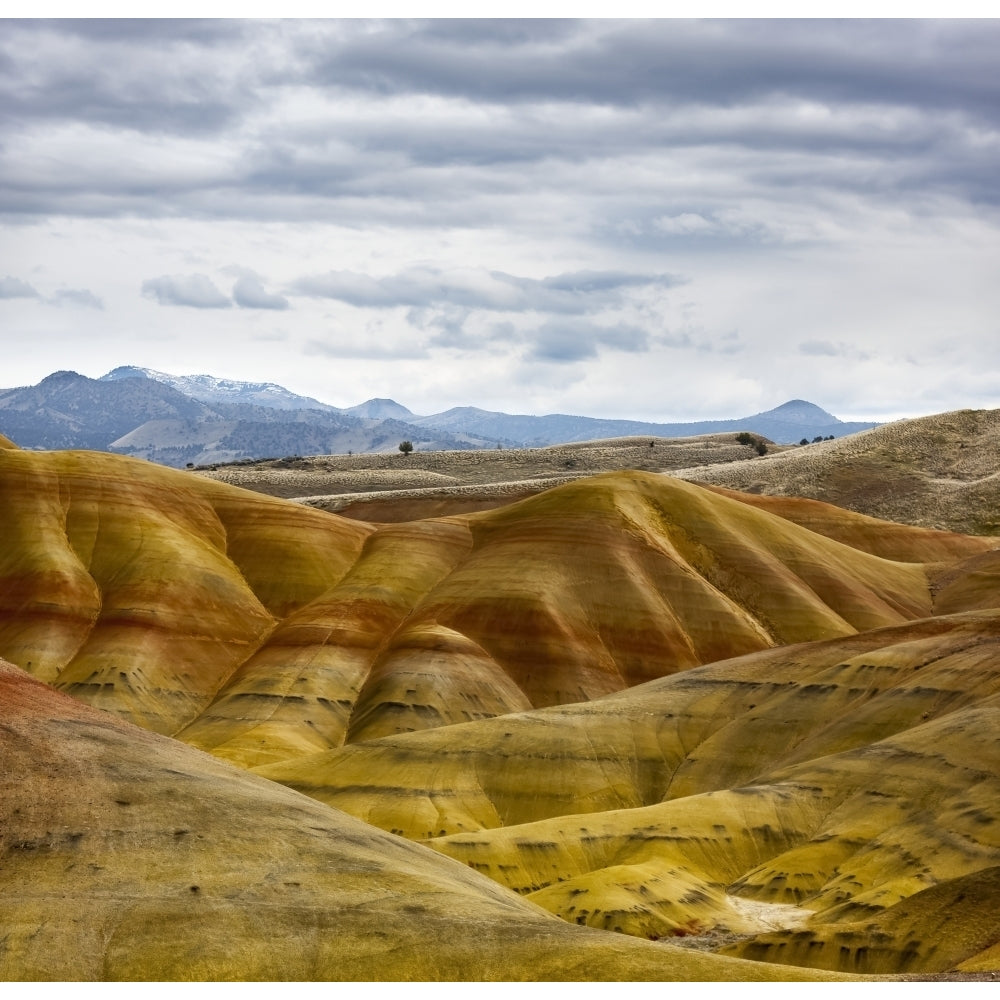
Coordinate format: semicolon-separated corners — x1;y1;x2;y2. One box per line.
193;409;1000;535
676;408;1000;535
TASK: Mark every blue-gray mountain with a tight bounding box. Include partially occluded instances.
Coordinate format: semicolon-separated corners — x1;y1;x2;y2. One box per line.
0;367;878;468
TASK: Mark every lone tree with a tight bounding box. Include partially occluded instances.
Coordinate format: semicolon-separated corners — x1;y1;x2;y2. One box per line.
398;440;413;456
736;431;768;456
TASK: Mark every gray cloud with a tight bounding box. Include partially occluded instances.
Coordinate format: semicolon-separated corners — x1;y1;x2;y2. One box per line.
2;19;999;424
0;277;102;308
2;19;998;226
49;288;103;309
799;339;842;357
526;320;650;363
797;340;872;362
304;20;1000;123
292;266;680;314
0;275;40;298
0;19;249;136
141;274;231;309
409;305;475;348
232;275;289;311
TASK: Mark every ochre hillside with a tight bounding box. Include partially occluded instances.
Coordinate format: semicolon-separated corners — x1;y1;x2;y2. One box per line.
0;448;371;735
258;609;1000;975
2;442;999;980
2;659;829;982
1;447;991;766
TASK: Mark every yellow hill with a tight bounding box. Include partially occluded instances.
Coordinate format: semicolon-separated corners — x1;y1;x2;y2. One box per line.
3;445;1000;979
0;448;370;733
1;449;995;770
256;611;1000;974
256;609;1000;834
0;660;844;982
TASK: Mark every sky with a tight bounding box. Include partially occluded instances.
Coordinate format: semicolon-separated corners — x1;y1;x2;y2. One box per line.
1;17;999;422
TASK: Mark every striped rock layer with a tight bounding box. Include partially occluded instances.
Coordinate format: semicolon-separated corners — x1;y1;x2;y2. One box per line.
2;442;1000;978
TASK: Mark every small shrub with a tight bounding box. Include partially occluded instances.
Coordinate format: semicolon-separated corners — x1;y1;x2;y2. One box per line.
399;440;413;456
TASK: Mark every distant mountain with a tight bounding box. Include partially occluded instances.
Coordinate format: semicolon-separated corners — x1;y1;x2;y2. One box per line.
411;398;877;446
343;398;418;421
101;366;339;412
0;370;214;451
0;368;879;468
0;371;481;467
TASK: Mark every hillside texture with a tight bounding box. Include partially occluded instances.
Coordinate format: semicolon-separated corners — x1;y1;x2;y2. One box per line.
677;408;1000;536
1;424;1000;980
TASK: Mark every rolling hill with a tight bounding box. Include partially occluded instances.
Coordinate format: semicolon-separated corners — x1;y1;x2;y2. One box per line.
1;424;999;980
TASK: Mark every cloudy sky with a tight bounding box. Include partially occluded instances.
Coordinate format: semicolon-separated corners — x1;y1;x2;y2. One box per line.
1;18;998;421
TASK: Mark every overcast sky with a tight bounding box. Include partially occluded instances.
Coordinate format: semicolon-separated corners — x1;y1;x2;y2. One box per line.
1;18;998;421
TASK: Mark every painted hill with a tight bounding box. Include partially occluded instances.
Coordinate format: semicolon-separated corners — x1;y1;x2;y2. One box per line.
3;659;814;982
2;440;1000;979
258;609;1000;975
2;446;991;758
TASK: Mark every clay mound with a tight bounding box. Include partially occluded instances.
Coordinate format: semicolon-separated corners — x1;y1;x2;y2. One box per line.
0;659;841;982
255;609;1000;836
697;484;994;564
678;407;1000;535
254;615;1000;974
2;449;995;770
426;701;1000;975
0;448;371;734
720;835;1000;976
138;470;971;765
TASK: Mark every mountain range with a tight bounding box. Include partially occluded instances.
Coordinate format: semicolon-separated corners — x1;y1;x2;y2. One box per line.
0;366;879;468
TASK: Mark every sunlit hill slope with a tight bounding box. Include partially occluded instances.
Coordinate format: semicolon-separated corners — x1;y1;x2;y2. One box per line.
1;430;999;980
